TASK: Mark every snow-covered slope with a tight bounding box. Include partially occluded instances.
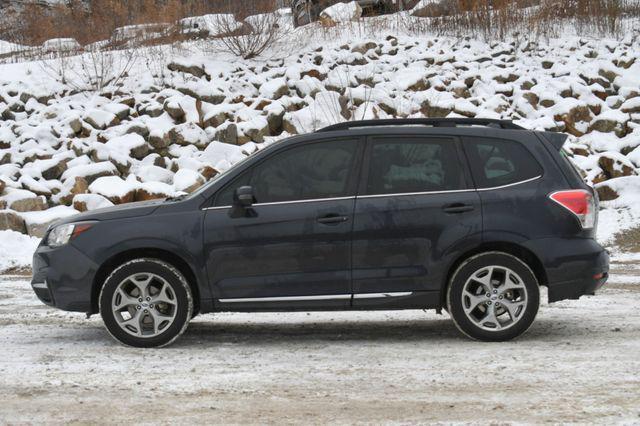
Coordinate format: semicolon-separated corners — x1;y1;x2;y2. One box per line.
1;21;640;245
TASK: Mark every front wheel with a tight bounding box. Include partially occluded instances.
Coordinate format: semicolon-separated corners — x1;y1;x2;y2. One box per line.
447;252;540;342
99;258;193;348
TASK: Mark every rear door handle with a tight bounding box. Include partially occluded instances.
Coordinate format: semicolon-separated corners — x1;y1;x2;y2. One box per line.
442;203;475;214
317;214;349;225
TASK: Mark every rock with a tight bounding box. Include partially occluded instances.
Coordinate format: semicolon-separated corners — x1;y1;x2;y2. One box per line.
84;109;120;130
554;105;592;137
89;176;136;205
72;193;113;212
0;211;26;233
215;123;238;145
590;118;627;137
134;188;168;202
167;123;209;148
0;199;5;209
595;183;619;201
621;97;640;114
319;1;362;26
542;60;554;69
203;111;228;129
9;196;47;212
199;165;219;180
494;73;519;84
351;42;377;55
522;92;539;108
69;118;83;134
168;62;210;80
139;103;164;118
598;68;618;83
164;100;186;122
173;169;205;193
0;179;5;195
421;102;452;118
149;133;171;150
41;159;68;180
598;153;636;180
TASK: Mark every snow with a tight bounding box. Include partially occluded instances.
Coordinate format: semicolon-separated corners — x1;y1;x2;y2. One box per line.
88;176;138;198
179;14;242;37
19;205;78;226
42;38;81;52
0;268;639;422
0;231;40;273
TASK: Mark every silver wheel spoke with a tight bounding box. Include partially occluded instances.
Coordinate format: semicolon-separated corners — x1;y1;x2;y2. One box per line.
463;290;487;314
130;275;153;298
114;289;139;310
482;304;501;329
149;309;175;334
120;310;143;336
473;267;494;291
153;282;174;305
502;299;526;320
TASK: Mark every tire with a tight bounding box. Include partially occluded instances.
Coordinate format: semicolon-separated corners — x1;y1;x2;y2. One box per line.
447;252;540;342
99;258;193;348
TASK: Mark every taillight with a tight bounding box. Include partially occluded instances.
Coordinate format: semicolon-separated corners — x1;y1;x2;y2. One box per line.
549;189;596;229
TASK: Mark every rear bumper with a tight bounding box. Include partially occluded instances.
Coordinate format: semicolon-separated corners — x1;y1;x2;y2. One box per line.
524;238;609;303
31;242;98;313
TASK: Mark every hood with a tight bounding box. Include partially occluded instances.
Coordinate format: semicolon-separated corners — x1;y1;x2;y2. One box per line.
55;199;164;226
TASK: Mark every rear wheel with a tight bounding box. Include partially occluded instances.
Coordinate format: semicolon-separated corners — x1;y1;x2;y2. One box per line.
447;252;539;341
99;258;193;348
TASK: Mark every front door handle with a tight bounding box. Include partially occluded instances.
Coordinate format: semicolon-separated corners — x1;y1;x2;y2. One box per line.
317;214;349;225
442;203;475;214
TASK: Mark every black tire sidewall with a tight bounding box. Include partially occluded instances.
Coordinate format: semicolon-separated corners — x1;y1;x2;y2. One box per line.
447;252;540;342
99;259;192;348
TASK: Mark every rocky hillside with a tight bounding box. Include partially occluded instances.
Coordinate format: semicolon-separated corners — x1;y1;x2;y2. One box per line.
1;28;640;237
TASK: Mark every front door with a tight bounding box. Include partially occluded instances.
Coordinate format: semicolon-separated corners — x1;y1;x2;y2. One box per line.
351;135;482;307
203;137;363;310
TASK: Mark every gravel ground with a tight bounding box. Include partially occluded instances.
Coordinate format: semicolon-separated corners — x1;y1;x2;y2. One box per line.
1;262;639;424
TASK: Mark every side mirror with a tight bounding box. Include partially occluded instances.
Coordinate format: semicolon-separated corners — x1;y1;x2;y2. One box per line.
233;186;255;208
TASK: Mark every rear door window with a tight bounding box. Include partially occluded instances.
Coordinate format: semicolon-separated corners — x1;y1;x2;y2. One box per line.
463;138;542;189
364;137;466;195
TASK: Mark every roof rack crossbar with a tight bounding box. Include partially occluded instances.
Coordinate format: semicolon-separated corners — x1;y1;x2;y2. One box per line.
317;118;525;133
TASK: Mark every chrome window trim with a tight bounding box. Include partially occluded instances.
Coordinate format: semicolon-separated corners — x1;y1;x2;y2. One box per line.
203;195;355;211
357;189;474;199
218;292;414;303
202;176;543;210
32;282;48;289
476;175;542;191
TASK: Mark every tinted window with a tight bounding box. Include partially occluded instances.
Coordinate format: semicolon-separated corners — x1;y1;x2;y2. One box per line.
465;138;542;188
366;138;465;195
215;139;357;206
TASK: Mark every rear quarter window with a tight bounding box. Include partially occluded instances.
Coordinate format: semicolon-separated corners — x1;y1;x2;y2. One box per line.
464;138;542;189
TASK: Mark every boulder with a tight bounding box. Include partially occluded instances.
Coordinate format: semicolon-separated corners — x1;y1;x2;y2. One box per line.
84;109;120;130
319;1;362;26
173;169;205;193
72;193;114;212
9;195;47;212
164;100;186;122
554;105;592;137
167;62;210;80
598;153;636;180
595;183;619;201
41;158;68;180
351;42;377;55
0;211;26;233
214;123;238;145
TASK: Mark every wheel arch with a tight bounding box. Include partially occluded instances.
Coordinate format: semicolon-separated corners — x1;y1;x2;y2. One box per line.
91;248;201;315
441;241;548;308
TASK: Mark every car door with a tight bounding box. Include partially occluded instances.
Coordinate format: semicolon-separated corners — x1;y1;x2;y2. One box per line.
351;135;482;308
203;137;363;310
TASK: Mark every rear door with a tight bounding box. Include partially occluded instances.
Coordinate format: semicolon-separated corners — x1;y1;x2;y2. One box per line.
351;135;482;307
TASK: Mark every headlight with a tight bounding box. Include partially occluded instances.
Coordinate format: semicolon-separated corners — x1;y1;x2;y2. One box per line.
46;222;94;247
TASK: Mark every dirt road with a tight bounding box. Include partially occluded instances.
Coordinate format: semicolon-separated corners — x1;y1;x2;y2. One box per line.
1;262;639;424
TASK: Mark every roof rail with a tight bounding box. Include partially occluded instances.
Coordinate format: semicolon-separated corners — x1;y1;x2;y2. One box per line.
317;118;525;133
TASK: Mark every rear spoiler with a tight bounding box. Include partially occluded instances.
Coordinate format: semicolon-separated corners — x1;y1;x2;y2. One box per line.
540;132;569;151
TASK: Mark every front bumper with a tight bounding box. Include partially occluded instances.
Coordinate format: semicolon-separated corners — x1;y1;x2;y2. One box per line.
524;237;609;303
31;242;99;313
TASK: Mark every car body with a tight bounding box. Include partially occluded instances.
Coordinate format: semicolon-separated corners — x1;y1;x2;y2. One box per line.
31;118;609;347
